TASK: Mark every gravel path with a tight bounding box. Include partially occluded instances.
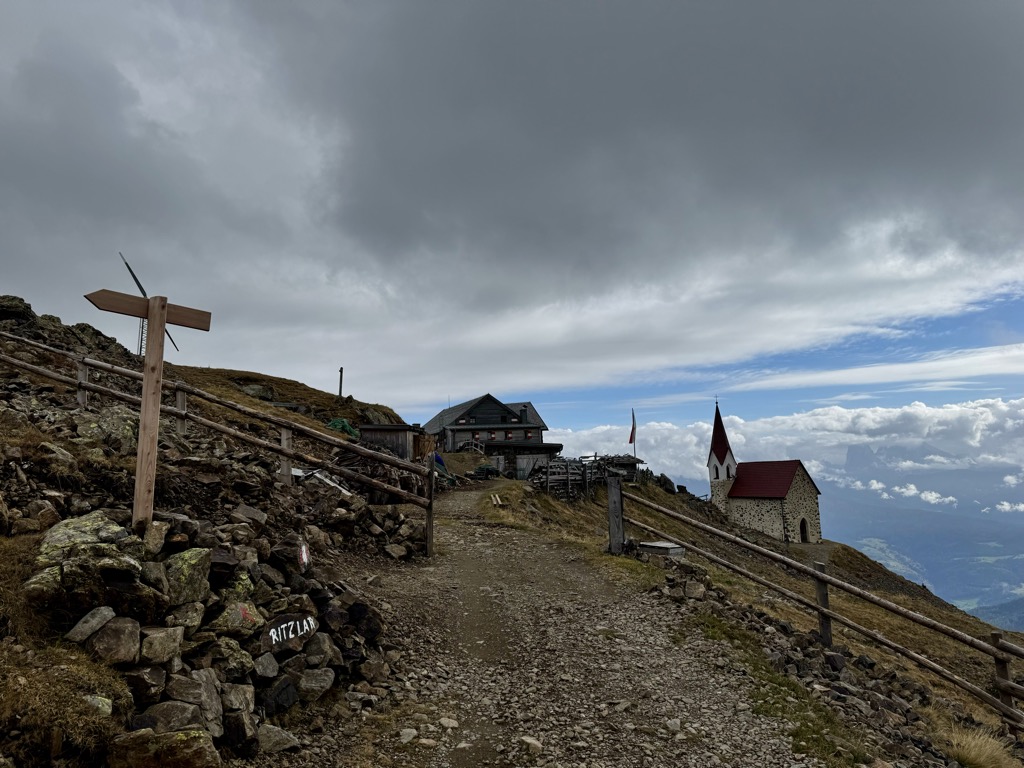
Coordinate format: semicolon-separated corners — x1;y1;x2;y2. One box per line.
248;486;824;768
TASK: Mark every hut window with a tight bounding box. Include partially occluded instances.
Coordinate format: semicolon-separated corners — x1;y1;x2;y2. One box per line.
526;430;533;439
489;431;496;440
473;431;480;440
726;466;731;479
505;431;512;440
714;466;720;479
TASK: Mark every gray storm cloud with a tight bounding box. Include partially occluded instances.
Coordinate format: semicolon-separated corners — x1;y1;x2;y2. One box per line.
235;1;1024;292
1;1;1022;411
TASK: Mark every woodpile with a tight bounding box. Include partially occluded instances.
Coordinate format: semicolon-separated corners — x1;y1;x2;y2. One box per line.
528;458;602;502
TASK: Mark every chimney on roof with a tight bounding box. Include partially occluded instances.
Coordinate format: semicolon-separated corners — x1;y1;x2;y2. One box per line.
519;406;528;423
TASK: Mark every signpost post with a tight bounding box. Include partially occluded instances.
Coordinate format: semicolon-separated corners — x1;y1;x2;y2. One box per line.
85;289;211;533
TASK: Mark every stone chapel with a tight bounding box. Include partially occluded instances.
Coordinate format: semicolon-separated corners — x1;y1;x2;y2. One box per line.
707;404;822;544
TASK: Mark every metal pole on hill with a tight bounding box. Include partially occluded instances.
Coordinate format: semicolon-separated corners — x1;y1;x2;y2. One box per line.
426;453;435;557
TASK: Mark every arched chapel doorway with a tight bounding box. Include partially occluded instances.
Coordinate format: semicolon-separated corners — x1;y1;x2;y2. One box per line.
799;518;809;543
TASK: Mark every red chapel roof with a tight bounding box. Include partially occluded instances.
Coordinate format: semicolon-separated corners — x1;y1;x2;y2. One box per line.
728;460;820;499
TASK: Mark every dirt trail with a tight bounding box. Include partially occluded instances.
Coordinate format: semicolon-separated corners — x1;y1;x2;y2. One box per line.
246;485;821;768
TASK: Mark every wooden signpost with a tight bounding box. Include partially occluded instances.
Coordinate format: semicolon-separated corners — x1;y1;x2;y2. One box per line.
85;289;211;533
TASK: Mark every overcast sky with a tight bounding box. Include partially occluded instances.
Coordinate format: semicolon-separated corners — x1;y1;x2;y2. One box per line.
2;2;1023;497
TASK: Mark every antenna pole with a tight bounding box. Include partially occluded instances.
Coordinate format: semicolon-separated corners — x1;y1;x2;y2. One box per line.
119;252;180;352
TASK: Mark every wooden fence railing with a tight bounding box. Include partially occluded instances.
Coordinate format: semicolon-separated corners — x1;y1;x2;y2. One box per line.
605;477;1024;725
0;330;435;556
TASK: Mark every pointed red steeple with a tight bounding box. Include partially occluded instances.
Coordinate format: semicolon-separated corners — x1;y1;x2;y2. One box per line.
709;403;732;465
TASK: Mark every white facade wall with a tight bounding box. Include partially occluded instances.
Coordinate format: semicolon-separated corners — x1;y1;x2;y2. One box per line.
708;451;737;485
709;477;735;512
729;497;787;540
782;466;822;543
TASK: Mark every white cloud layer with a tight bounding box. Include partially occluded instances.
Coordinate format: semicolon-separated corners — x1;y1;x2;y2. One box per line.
551;398;1024;493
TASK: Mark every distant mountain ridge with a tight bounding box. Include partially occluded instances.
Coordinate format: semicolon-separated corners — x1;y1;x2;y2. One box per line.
973;597;1024;631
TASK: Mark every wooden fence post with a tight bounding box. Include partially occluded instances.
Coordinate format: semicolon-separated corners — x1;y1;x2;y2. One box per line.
175;388;188;437
279;428;293;486
131;296;169;535
426;453;435;558
76;362;89;408
814;561;833;647
993;632;1015;711
607;476;625;555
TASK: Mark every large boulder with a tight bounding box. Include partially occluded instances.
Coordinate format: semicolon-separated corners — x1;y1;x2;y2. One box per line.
164;548;212;606
59;547;169;624
0;295;36;323
87;617;141;666
108;728;221;768
72;405;140;455
36;510;137;568
140;626;185;665
133;701;204;734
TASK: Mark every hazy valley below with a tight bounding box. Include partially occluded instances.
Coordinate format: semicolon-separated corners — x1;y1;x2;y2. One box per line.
819;444;1024;628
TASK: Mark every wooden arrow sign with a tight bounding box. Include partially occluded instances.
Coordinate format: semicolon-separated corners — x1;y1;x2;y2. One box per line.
86;289;212;533
85;289;211;331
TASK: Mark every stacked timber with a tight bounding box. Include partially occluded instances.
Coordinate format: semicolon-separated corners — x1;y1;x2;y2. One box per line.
528;459;602;502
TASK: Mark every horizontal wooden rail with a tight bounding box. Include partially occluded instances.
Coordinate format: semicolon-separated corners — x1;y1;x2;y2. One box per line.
0;351;87;392
622;491;1015;663
0;331;83;359
624;515;1024;724
0;331;427;477
172;381;428;478
996;678;1024;699
0;335;430;508
994;636;1024;659
181;410;430;509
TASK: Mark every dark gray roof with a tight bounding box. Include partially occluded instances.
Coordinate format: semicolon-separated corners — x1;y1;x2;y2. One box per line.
423;394;489;434
504;401;549;430
423;393;549;434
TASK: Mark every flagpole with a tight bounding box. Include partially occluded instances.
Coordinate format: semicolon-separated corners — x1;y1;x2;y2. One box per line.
629;407;637;459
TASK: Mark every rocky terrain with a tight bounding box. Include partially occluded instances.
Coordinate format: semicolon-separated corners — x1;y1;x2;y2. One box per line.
1;295;1022;768
222;486;1010;768
0;297;430;766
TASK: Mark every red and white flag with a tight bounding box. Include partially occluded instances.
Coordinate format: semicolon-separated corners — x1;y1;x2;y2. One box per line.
629;408;636;444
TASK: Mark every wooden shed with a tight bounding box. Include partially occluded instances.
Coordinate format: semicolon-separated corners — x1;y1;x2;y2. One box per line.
358;423;429;461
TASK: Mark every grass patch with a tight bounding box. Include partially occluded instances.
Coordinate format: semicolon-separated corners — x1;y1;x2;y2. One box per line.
944;725;1018;768
0;535;49;641
682;611;873;767
0;645;132;765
